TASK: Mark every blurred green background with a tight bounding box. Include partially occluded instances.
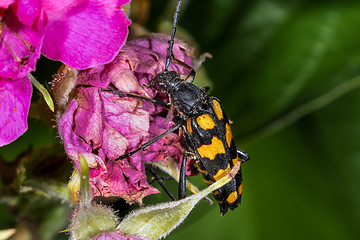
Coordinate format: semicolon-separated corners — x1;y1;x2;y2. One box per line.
1;0;360;239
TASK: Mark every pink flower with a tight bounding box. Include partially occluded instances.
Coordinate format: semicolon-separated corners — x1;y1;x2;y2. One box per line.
0;0;131;146
56;34;195;204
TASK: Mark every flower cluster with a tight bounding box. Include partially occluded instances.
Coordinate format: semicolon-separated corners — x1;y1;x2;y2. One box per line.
56;34;195;204
0;0;131;146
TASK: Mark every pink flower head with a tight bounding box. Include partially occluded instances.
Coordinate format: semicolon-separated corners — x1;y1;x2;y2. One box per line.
56;34;195;204
0;0;131;146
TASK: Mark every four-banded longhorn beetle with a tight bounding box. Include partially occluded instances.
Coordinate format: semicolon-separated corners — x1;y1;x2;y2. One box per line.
103;0;249;215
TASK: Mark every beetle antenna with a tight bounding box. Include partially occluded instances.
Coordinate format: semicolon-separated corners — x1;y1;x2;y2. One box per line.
165;0;182;70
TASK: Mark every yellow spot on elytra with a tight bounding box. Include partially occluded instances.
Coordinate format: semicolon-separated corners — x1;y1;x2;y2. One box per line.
186;118;192;134
212;99;223;120
226;191;238;204
232;155;239;166
213;190;220;195
196;114;215;130
225;123;233;148
213;164;231;181
238;182;243;195
197;136;225;160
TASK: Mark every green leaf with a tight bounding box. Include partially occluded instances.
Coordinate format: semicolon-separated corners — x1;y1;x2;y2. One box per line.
118;162;240;240
28;73;54;112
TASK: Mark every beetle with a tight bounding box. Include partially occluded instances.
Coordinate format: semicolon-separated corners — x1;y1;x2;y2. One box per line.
104;0;249;215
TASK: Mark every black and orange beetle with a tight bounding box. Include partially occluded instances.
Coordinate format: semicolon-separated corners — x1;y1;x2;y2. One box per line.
104;0;249;215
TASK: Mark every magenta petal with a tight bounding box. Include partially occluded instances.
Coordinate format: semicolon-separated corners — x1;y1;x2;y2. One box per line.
0;76;32;146
58;99;107;169
11;0;42;28
0;0;15;9
0;8;43;78
41;0;131;69
73;87;104;149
